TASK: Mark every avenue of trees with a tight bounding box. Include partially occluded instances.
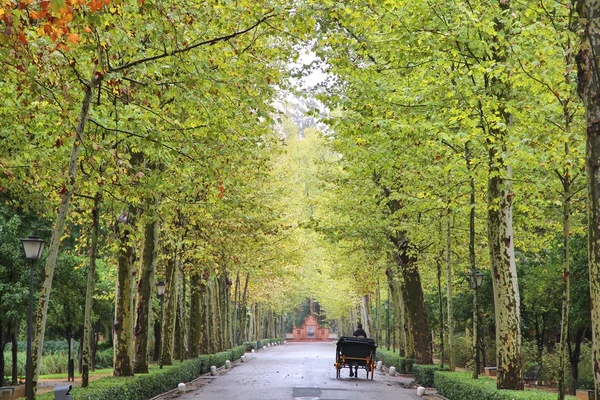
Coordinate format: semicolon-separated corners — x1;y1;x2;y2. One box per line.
2;1;600;400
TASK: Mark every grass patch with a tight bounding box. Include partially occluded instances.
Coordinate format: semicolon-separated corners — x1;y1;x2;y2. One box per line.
40;368;114;380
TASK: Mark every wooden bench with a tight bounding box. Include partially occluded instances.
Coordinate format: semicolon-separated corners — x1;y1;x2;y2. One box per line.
484;367;497;377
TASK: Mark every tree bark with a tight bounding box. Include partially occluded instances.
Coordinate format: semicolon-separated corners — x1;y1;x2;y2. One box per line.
575;1;600;396
0;325;4;387
160;255;179;366
189;271;201;358
82;192;101;387
133;213;159;373
393;240;432;364
240;273;250;343
360;295;372;338
11;329;17;385
436;255;445;368
568;328;586;395
233;273;240;346
486;0;523;390
558;177;572;399
488;158;523;389
153;321;160;362
113;208;137;377
446;210;455;371
466;142;480;379
199;270;209;354
31;71;100;394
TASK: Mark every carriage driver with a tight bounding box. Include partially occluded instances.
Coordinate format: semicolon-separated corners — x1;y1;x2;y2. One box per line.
349;323;367;377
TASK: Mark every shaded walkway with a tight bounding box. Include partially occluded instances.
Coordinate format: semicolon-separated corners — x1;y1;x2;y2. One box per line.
175;341;419;400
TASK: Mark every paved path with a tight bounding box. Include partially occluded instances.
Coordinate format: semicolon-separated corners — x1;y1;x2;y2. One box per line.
177;341;421;400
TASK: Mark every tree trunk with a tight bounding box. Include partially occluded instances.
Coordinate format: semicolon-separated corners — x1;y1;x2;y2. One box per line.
199;271;209;354
31;71;100;394
486;0;523;390
401;282;415;358
133;214;159;373
174;262;185;362
160;256;179;367
0;326;4;387
393;242;431;364
360;295;372;338
11;330;17;385
466;141;480;379
568;328;586;395
488;157;523;389
153;321;160;362
576;1;600;395
558;180;571;399
376;282;381;345
233;273;240;346
240;273;250;344
436;255;445;368
446;210;455;371
82;192;101;387
189;272;201;358
113;208;137;377
81;192;102;387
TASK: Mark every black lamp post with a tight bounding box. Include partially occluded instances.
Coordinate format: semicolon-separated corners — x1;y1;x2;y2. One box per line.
384;300;390;351
156;281;166;369
20;236;45;400
469;270;484;379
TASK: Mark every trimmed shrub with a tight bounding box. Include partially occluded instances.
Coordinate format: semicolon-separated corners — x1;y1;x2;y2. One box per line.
375;349;414;374
434;371;578;400
413;364;445;387
245;338;283;351
36;346;247;400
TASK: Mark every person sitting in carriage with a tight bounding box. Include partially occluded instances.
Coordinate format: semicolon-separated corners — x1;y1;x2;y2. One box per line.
349;323;367;377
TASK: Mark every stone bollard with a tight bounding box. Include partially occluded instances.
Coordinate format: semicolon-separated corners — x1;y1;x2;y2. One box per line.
389;366;396;376
210;366;217;376
416;386;426;397
251;349;256;353
376;361;383;371
225;360;231;369
240;355;246;363
177;383;186;392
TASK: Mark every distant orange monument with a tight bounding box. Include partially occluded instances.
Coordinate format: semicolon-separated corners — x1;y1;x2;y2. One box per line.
289;314;331;341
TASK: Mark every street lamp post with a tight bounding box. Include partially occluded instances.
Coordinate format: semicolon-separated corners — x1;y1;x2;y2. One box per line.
384;300;390;351
469;270;484;379
156;281;166;369
20;236;45;400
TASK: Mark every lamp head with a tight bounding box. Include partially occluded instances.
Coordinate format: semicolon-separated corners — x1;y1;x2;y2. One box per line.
156;281;166;296
20;236;45;260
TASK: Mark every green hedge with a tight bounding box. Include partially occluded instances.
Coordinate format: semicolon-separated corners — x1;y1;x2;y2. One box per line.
434;371;578;400
413;364;446;387
36;345;247;400
244;338;284;351
375;349;414;374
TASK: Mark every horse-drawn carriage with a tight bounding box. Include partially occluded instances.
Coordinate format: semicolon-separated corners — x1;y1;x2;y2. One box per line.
334;336;377;379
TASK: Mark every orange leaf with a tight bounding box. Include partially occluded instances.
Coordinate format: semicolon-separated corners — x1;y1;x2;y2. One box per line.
66;32;80;44
84;26;91;33
18;31;27;44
